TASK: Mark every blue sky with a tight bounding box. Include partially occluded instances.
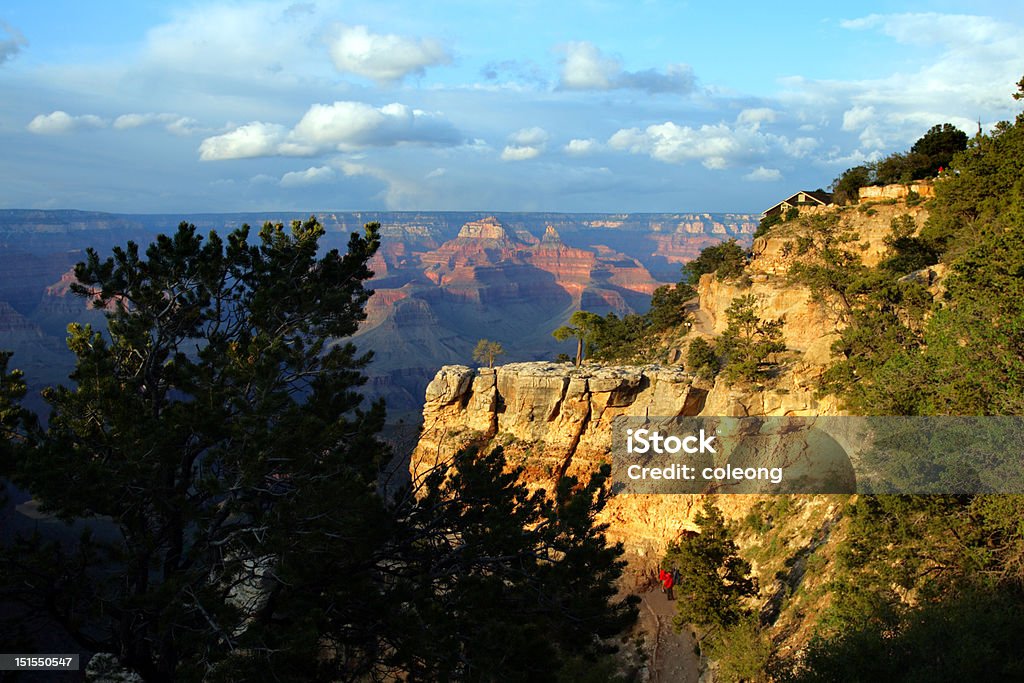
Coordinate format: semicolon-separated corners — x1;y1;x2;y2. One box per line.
1;1;1022;214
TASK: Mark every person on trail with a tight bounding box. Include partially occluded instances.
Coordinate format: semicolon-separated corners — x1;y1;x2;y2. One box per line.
660;567;675;600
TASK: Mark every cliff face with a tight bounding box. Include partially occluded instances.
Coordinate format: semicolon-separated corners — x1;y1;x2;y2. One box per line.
413;361;715;554
410;197;933;556
415;362;706;476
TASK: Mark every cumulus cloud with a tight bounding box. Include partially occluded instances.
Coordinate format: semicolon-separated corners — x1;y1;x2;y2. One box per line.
508;127;549;146
744;167;782;182
608;121;816;169
501;127;549;161
501;146;542;161
27;111;106;134
199;122;288;160
564;138;601;155
559;41;695;94
561;41;619;89
280;165;335;187
114;112;198;136
198;101;461;160
328;24;451;83
0;20;27;65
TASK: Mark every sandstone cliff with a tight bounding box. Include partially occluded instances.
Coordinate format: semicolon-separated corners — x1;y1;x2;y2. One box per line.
410;195;937;559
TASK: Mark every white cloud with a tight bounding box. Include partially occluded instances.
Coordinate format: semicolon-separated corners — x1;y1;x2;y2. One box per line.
788;137;819;157
198;122;288;160
0;20;27;65
508;126;549;146
27;111;106;134
501;145;543;161
280;165;335;187
198;101;461;160
561;41;618;89
837;13;1023;117
841;105;875;132
564;138;600;155
608;121;816;169
501;127;549;161
114;112;198;136
559;41;695;94
840;13;1004;47
744;167;782;182
761;12;1023;167
141;2;324;83
425;167;446;179
328;24;451;83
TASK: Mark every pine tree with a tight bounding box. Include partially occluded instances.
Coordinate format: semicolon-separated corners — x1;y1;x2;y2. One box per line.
718;295;785;384
665;499;757;632
14;218;391;681
387;446;639;680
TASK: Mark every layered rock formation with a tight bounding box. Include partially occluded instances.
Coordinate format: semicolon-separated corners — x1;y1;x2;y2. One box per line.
413;361;715;554
356;216;675;413
410;196;933;556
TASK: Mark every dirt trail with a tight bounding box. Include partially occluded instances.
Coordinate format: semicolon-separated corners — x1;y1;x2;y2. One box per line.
638;590;703;682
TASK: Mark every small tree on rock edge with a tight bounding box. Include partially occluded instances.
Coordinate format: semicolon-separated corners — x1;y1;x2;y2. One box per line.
472;338;504;368
553;310;604;366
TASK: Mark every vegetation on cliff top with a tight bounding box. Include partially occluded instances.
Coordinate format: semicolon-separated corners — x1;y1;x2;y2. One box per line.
830;122;968;205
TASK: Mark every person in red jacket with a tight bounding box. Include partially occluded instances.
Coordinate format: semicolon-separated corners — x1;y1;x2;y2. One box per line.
660;567;675;600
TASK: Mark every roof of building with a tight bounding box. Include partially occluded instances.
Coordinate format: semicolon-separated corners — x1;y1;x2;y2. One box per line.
761;190;833;216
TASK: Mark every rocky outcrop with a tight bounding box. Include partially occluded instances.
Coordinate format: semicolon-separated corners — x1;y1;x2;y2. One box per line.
455;216;516;242
409;198;935;556
415;362;706;475
858;180;935;202
410;357;843;555
412;361;716;554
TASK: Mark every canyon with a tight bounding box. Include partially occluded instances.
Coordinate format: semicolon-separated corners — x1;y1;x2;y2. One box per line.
0;209;755;415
